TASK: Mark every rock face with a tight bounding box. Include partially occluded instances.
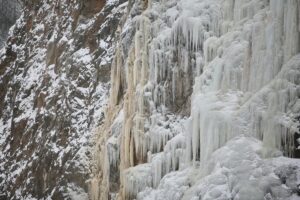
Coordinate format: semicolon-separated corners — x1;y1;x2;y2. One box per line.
1;0;300;200
0;0;21;48
0;0;127;199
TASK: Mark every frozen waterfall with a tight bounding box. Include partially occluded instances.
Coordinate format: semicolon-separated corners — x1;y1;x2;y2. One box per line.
90;0;300;199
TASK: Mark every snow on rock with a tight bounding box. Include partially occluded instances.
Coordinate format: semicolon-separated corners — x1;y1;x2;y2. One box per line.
0;0;127;199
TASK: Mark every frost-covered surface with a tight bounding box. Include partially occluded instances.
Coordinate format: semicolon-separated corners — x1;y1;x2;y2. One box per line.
0;0;127;199
91;0;300;199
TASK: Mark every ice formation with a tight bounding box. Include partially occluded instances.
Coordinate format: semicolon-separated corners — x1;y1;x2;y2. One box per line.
91;0;300;199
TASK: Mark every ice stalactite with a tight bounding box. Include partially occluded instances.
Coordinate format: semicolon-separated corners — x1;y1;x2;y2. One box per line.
122;163;152;200
149;130;187;188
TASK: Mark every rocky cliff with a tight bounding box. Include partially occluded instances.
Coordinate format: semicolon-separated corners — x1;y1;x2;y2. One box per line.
0;0;300;200
0;0;127;199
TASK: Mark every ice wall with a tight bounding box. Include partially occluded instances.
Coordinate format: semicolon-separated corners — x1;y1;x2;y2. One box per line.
90;0;300;199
